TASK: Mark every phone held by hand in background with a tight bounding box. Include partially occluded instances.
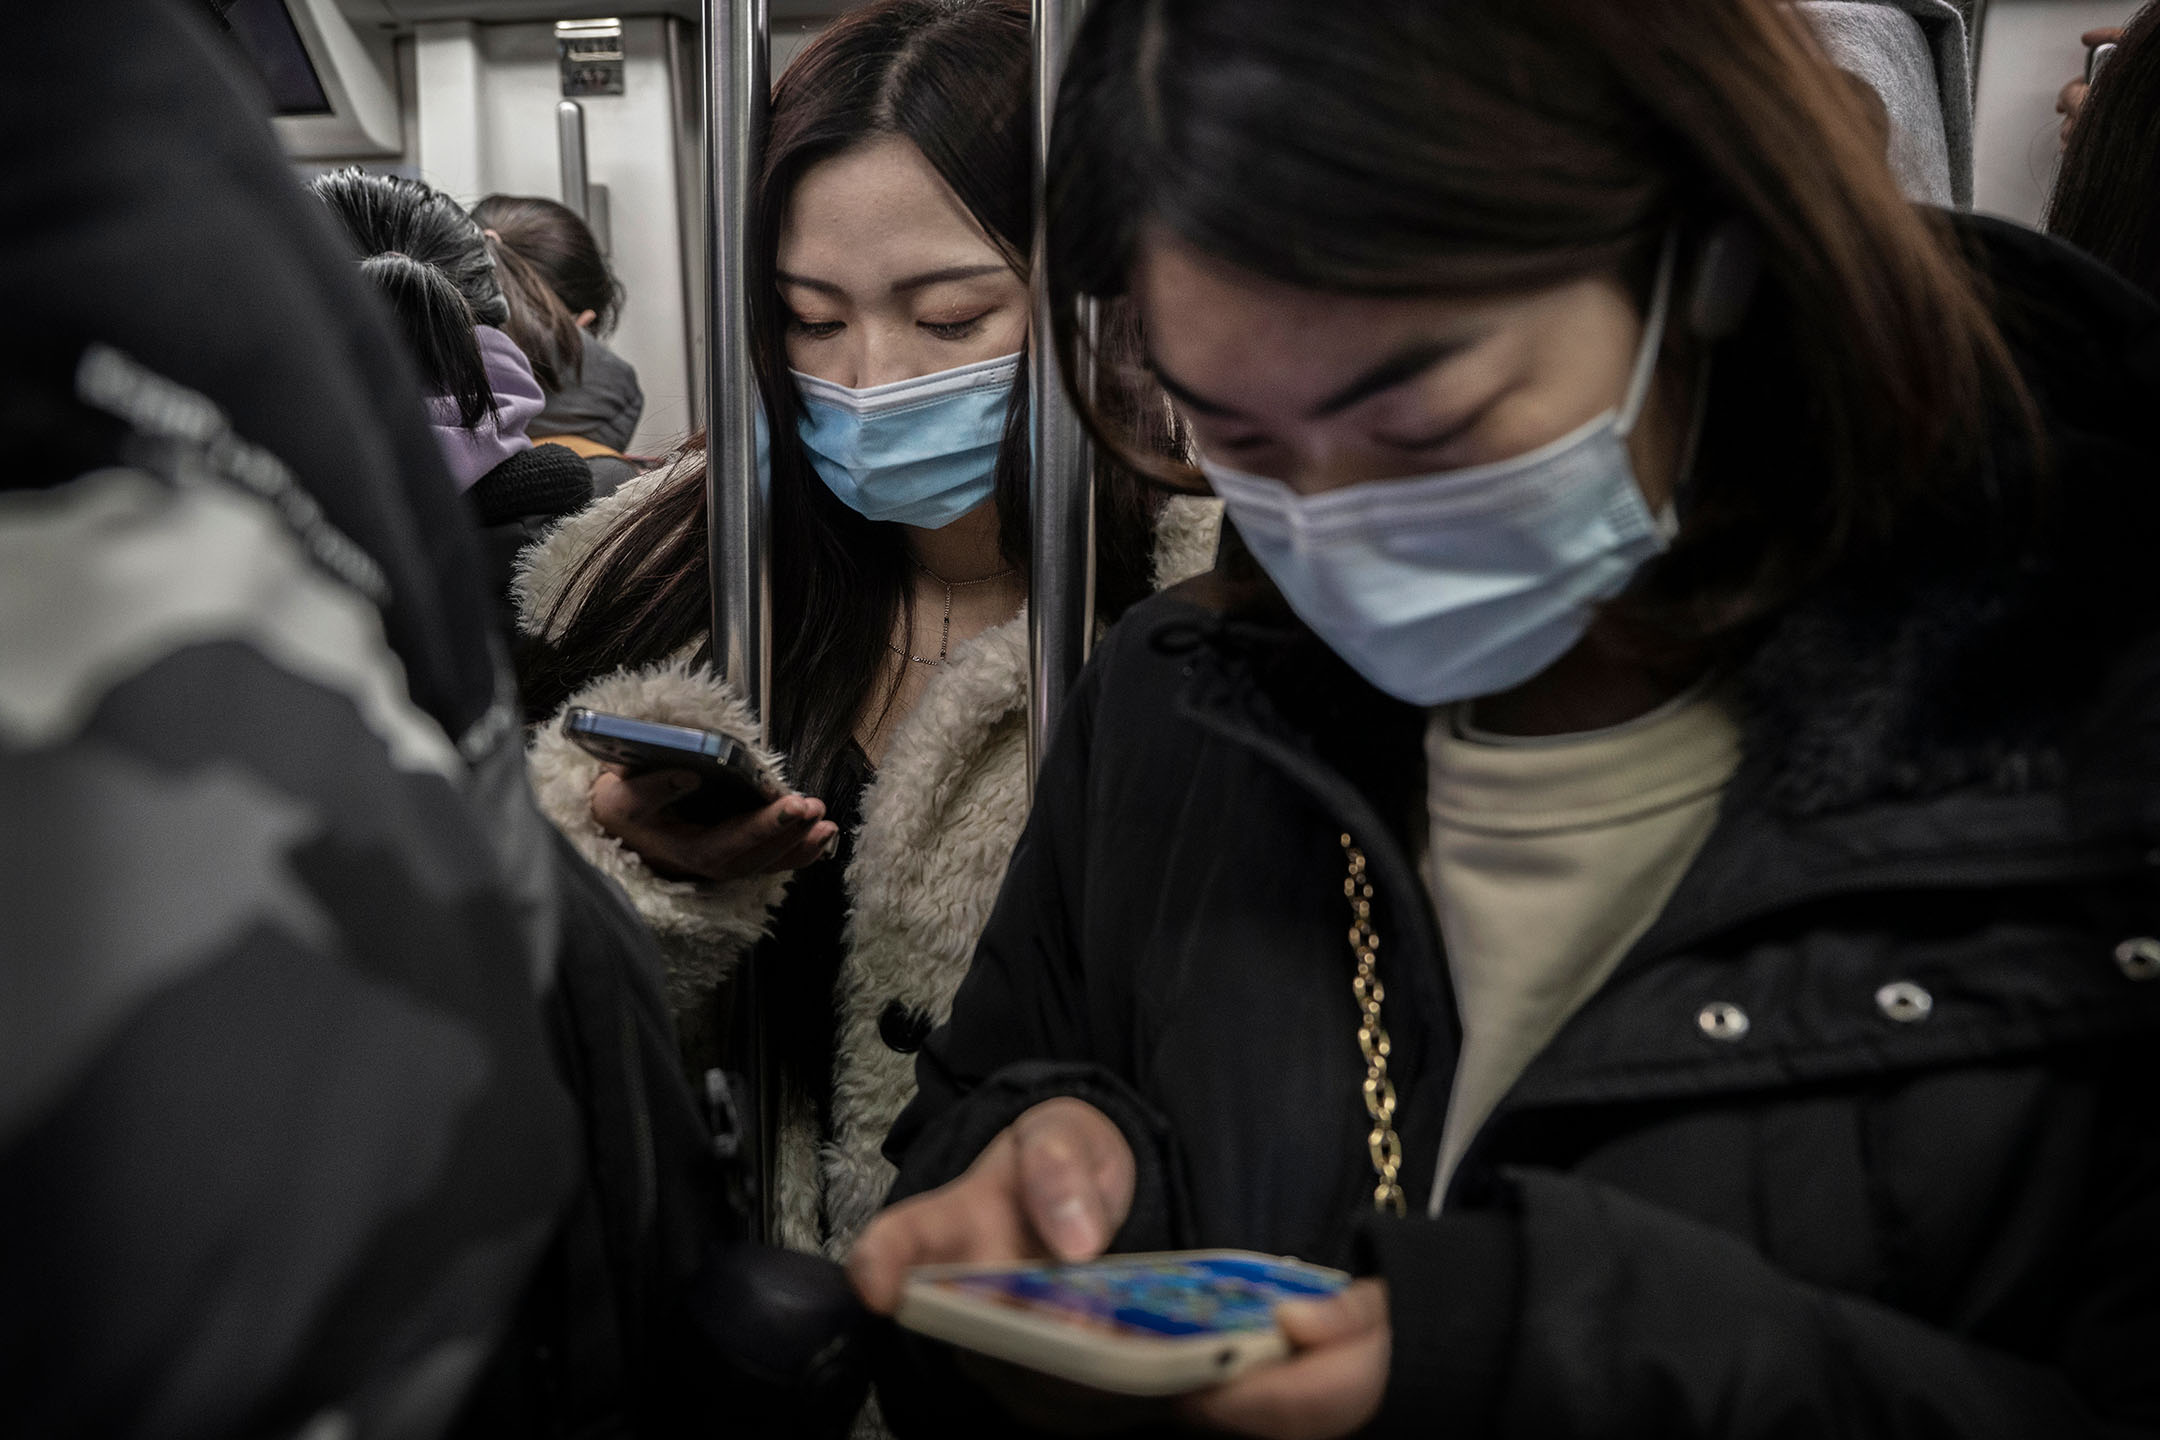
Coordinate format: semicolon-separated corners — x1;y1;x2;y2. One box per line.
562;708;782;824
896;1251;1350;1396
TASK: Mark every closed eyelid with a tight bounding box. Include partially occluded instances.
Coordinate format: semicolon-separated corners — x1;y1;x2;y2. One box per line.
1372;415;1479;450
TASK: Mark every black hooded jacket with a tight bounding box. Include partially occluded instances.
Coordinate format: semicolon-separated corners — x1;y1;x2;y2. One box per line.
2;4;733;1436
875;216;2160;1438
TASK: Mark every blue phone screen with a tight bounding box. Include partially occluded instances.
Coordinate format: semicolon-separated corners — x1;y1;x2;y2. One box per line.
934;1256;1346;1338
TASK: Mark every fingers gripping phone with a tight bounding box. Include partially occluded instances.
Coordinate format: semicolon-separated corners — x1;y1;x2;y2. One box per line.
562;708;782;824
896;1251;1352;1396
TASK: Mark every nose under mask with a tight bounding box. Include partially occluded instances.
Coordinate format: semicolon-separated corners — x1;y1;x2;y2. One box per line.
789;352;1020;529
1199;235;1681;708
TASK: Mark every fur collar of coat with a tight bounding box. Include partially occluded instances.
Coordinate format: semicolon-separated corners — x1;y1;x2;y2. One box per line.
517;465;1221;1254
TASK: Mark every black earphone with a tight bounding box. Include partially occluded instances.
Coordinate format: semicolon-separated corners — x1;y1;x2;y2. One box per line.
1687;219;1764;341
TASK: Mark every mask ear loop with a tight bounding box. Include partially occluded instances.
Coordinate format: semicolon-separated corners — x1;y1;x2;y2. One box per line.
1613;230;1683;540
1614;229;1680;442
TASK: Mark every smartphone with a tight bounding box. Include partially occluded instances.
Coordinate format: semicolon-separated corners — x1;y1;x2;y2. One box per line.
562;708;781;824
896;1250;1352;1397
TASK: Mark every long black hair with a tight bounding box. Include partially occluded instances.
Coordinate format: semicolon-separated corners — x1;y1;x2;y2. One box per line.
2047;2;2160;301
309;170;507;429
522;0;1166;796
1047;0;2028;657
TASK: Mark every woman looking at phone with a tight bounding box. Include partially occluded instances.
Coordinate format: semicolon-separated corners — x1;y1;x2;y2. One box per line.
848;0;2160;1435
516;0;1212;1258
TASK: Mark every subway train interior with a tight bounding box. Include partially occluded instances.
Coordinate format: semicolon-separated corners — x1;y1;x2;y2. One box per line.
232;0;2145;457
9;0;2160;1436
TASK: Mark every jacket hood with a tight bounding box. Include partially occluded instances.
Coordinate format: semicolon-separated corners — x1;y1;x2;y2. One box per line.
1168;215;2160;838
429;325;543;493
1736;216;2160;827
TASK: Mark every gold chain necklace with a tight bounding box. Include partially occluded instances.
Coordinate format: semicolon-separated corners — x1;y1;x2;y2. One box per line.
888;558;1018;668
1341;833;1408;1216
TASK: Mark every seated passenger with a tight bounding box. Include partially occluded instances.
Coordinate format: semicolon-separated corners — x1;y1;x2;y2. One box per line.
2048;3;2159;299
472;193;646;494
515;0;1216;1276
848;0;2160;1435
1797;0;1973;206
309;170;598;630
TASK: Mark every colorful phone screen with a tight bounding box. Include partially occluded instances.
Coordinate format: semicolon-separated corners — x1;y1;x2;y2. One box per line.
929;1256;1348;1338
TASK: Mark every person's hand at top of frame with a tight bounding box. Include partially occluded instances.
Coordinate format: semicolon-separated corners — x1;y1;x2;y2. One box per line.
2059;27;2126;149
846;1098;1136;1316
591;765;835;881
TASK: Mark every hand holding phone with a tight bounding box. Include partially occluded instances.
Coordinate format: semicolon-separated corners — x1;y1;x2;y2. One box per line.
564;708;781;822
848;1099;1138;1316
896;1252;1352;1396
591;774;834;882
565;709;836;881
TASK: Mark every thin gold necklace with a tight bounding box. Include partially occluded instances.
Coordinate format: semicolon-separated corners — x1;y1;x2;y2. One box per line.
889;557;1018;667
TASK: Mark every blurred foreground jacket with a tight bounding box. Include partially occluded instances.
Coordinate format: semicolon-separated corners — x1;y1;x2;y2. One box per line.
0;3;731;1436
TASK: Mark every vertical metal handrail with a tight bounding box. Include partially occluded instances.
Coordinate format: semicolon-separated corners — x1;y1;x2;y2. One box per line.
701;0;774;1248
664;17;709;430
1026;0;1095;785
556;99;590;220
703;0;771;736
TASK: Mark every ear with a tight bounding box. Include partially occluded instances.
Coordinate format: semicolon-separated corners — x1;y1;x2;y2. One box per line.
1688;219;1762;341
576;309;599;329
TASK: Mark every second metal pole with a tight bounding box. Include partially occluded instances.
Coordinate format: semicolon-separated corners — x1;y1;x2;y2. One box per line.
555;100;590;221
1027;0;1095;786
703;0;771;736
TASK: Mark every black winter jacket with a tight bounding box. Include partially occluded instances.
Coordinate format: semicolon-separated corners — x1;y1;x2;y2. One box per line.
3;4;735;1434
877;217;2160;1437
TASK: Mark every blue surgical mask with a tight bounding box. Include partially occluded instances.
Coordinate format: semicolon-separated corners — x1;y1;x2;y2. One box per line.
790;352;1020;529
1199;238;1680;708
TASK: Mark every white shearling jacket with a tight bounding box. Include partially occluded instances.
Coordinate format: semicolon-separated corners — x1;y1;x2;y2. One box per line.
515;462;1220;1257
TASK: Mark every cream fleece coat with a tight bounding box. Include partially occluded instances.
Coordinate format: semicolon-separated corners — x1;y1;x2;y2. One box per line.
517;462;1220;1256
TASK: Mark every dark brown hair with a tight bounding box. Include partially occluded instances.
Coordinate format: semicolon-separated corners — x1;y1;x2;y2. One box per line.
484;232;585;395
2047;2;2160;301
1049;0;2030;652
521;0;1165;795
471;193;626;335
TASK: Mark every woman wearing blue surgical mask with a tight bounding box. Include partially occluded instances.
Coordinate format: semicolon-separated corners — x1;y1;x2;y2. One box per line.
847;0;2160;1436
514;0;1215;1268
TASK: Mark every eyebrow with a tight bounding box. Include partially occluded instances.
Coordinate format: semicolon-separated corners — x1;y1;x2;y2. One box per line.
1148;338;1472;422
775;263;1009;298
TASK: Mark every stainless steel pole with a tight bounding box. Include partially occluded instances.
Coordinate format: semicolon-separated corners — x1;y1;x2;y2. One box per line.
701;0;775;1249
555;100;590;220
702;0;771;736
1026;0;1095;786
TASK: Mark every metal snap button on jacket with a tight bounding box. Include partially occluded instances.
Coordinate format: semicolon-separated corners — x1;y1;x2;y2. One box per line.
1697;1002;1750;1042
1875;981;1934;1023
2114;937;2160;982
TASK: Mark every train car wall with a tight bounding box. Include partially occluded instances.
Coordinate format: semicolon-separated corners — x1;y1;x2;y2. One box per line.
1974;0;2143;223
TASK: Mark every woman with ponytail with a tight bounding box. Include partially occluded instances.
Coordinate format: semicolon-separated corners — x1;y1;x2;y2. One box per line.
846;1;2160;1435
309;170;601;627
473;192;646;485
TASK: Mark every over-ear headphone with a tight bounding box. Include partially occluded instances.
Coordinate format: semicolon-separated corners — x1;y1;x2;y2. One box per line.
1687;218;1763;341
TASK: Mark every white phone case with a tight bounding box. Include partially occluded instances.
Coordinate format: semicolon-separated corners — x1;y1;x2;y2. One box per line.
895;1250;1350;1397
